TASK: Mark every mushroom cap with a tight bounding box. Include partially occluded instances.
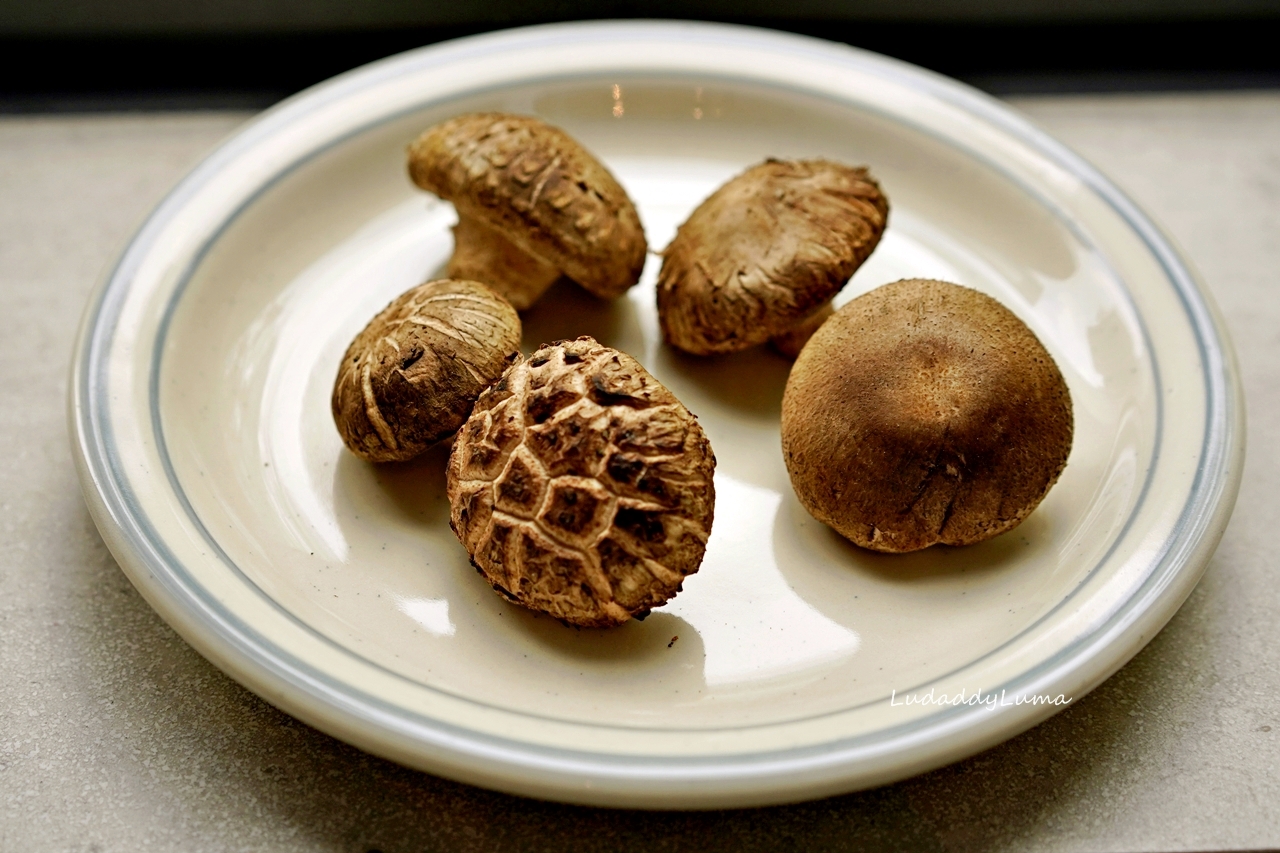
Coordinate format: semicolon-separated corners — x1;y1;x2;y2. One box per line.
781;279;1073;553
657;159;888;355
447;336;716;628
408;113;647;300
332;279;521;463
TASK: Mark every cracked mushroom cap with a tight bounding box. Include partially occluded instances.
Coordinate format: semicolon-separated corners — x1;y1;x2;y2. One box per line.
408;113;648;307
657;158;889;356
781;279;1073;553
447;337;716;628
332;279;522;463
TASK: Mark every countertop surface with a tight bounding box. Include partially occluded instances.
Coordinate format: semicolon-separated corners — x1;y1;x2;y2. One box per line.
1;92;1277;852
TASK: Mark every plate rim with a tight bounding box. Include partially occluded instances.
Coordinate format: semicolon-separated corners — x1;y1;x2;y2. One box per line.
68;19;1245;808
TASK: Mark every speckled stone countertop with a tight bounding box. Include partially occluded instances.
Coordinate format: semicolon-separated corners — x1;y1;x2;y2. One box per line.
1;93;1277;852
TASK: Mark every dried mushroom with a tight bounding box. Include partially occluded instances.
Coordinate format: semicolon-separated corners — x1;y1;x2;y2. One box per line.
332;279;521;463
408;113;648;310
781;279;1072;552
447;336;716;628
770;301;834;359
657;158;888;356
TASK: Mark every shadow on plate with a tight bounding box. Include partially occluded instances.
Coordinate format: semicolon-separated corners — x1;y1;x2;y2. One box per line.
491;596;707;671
653;343;792;419
332;440;454;530
774;492;1045;584
519;277;635;351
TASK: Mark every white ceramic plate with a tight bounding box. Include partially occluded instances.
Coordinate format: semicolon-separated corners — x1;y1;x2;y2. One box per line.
70;21;1244;808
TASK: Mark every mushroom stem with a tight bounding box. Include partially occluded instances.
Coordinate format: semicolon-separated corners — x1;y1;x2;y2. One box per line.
448;215;561;311
770;301;835;359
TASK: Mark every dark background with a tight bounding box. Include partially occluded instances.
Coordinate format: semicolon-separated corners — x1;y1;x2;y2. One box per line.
3;0;1280;111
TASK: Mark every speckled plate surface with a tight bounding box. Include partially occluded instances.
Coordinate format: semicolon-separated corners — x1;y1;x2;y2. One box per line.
69;21;1243;808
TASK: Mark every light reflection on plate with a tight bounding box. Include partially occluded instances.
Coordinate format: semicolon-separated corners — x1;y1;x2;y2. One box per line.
659;475;862;687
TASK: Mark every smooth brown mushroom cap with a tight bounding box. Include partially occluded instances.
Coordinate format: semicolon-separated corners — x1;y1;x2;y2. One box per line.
408;113;647;301
447;337;716;627
332;279;521;463
781;279;1073;552
657;159;888;356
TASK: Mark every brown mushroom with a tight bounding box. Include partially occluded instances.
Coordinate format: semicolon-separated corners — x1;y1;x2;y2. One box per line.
332;279;521;463
781;279;1073;553
769;301;834;359
447;336;716;628
408;113;648;310
657;158;888;356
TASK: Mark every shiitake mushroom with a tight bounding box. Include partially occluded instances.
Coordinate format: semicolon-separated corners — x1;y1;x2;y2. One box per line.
332;279;521;463
447;337;716;627
408;113;648;310
657;158;888;356
781;279;1073;552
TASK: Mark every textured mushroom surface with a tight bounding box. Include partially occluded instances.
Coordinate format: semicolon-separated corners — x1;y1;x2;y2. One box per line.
781;279;1073;553
770;301;834;359
332;279;521;463
447;337;716;627
408;113;647;308
657;158;888;356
